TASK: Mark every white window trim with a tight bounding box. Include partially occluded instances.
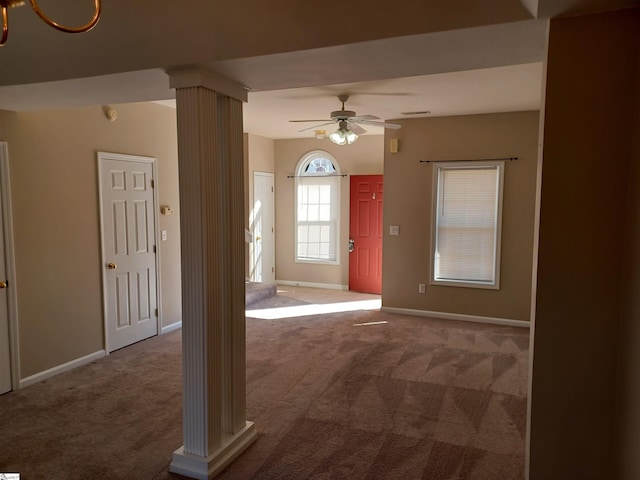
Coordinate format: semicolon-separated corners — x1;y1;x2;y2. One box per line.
429;160;504;290
294;150;341;266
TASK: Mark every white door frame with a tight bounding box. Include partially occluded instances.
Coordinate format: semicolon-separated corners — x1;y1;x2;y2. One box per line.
97;151;162;354
0;142;20;391
252;171;275;283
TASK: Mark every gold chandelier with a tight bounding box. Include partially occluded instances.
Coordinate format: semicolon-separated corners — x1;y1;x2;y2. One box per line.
1;0;101;47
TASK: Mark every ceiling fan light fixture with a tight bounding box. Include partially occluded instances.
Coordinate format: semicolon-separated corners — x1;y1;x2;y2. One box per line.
294;95;400;143
329;130;347;145
345;129;358;144
330;120;358;146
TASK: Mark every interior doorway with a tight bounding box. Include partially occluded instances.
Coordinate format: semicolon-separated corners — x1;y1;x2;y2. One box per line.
251;172;275;284
98;152;160;353
0;142;18;395
349;175;383;294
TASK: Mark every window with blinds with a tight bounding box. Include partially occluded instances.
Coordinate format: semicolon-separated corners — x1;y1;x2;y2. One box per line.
431;161;504;289
297;177;338;261
295;151;341;264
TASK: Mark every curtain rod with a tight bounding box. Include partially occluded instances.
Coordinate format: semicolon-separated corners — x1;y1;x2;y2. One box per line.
286;174;348;178
419;156;518;164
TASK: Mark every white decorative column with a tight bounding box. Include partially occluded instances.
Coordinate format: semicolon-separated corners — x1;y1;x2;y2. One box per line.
167;67;256;480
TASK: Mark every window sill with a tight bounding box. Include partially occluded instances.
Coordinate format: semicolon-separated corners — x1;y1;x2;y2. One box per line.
430;279;500;290
295;258;340;266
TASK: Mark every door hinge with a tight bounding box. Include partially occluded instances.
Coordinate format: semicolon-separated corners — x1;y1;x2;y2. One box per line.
272;227;274;233
155;308;158;317
271;186;274;193
272;267;274;273
151;179;155;188
153;245;157;253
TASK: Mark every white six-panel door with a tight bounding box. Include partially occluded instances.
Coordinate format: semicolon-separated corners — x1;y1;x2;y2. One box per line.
0;142;16;396
0;147;10;394
252;172;275;284
99;153;158;352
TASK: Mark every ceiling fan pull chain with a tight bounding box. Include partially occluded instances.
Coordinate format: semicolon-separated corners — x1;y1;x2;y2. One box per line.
30;0;101;34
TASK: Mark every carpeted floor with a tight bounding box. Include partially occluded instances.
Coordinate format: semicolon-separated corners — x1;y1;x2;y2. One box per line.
0;287;529;479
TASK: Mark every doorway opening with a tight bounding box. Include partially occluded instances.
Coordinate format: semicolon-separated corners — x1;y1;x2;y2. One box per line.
251;171;275;284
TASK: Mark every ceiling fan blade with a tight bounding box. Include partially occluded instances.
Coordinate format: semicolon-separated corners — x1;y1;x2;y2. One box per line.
297;121;336;132
356;119;402;130
348;123;367;135
351;114;380;121
289;119;332;123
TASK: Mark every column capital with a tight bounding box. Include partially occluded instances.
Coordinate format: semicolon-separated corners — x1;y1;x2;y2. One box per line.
167;66;248;102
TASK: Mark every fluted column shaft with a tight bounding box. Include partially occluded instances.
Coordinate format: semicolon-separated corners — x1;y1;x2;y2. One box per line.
216;95;247;436
168;68;255;480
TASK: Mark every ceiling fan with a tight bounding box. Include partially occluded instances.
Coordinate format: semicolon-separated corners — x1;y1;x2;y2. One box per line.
290;94;401;145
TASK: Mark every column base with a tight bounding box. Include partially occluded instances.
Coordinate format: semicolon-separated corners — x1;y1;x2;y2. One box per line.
169;421;257;480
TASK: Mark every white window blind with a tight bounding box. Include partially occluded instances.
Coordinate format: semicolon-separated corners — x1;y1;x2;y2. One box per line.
433;163;503;287
294;151;341;264
296;176;338;261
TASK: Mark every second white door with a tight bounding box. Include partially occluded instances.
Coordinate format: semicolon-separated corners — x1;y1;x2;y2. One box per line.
99;153;158;352
252;172;275;284
0;143;12;395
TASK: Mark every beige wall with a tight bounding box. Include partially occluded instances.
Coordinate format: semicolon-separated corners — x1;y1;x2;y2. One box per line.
529;8;639;479
248;133;276;189
274;135;384;287
3;102;180;378
0;109;17;134
247;133;276;240
382;112;539;321
246;133;275;281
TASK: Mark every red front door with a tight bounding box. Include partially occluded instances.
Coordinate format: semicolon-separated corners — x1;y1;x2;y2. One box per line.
349;175;383;294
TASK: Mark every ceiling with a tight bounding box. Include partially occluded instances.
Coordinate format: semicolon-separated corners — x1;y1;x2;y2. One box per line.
239;63;544;139
0;0;634;140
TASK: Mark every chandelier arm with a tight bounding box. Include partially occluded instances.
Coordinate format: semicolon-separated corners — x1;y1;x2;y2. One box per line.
30;0;101;34
1;5;8;46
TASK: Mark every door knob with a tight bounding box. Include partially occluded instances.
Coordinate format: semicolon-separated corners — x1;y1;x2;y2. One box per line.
107;262;117;270
0;281;7;288
348;238;355;253
256;236;261;241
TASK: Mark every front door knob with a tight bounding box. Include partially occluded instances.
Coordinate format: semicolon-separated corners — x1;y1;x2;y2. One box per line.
0;281;7;288
107;262;117;270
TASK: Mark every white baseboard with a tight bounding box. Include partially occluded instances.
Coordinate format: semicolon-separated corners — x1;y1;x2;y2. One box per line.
162;321;182;334
277;280;348;291
19;350;106;389
381;306;530;329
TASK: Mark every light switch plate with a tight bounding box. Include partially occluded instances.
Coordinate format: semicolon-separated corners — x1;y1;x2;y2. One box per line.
389;225;400;236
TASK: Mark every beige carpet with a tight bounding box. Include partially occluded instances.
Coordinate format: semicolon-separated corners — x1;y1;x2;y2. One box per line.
0;287;529;479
